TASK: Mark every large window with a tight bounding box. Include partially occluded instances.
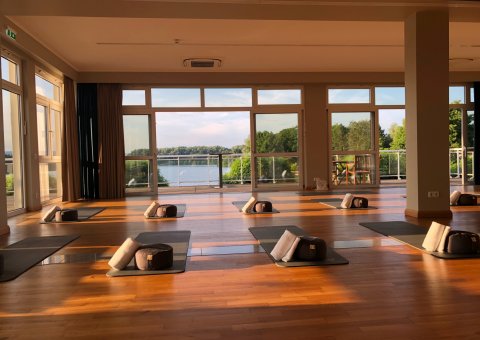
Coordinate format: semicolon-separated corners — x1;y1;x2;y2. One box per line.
449;85;475;184
36;71;63;202
327;84;475;186
123;114;153;192
2;54;24;212
254;113;300;187
122;86;303;192
330;111;376;186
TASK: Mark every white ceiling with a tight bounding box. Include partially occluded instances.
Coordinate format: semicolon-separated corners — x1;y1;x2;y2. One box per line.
7;16;480;72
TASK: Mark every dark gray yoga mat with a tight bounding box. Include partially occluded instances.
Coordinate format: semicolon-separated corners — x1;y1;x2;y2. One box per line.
41;207;105;223
0;235;79;282
249;226;348;267
359;221;480;259
313;198;377;210
106;230;191;277
232;201;280;214
145;204;187;219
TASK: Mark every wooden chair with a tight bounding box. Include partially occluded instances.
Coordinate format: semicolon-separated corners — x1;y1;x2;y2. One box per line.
354;155;372;184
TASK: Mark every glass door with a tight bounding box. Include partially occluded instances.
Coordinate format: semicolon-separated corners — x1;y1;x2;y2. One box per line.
378;109;406;183
330;111;376;187
2;89;24;211
123;114;155;193
37;100;62;202
252;112;301;189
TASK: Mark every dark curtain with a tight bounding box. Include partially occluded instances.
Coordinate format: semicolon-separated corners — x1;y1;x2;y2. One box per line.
474;82;480;185
77;83;99;199
97;83;125;199
61;77;81;201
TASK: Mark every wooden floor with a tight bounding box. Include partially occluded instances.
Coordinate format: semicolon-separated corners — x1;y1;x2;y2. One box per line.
2;187;480;339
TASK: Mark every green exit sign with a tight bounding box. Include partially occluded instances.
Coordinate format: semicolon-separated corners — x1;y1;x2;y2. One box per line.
5;27;16;41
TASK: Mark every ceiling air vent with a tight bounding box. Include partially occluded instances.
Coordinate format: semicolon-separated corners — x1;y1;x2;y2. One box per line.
183;58;222;68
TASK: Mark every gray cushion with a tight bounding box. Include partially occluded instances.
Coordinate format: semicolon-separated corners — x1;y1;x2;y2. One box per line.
156;204;177;218
134;244;173;270
61;209;78;221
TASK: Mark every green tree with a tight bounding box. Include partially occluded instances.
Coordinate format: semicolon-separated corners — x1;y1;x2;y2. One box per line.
389;120;406;150
379;126;392;150
347;120;371;150
331;123;349;151
449;108;462;148
223;156;251;184
125;160;169;187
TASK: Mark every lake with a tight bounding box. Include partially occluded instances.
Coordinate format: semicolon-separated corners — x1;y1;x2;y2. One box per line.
158;165;233;186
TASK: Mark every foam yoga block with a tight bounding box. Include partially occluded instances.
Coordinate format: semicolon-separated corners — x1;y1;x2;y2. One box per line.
108;238;141;270
134;244;173;270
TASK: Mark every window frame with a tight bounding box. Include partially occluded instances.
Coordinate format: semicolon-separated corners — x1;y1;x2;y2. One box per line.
2;50;25;215
35;68;63;204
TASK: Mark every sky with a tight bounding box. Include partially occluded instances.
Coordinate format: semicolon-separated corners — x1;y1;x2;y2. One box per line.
155;111;250;149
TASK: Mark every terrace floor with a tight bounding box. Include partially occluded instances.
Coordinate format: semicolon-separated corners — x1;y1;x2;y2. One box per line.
2;186;480;339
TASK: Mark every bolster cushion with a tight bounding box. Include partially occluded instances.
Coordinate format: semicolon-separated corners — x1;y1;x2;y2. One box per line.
253;201;273;213
156;204;177;218
457;194;477;206
134;244;173;270
293;236;327;261
61;209;78;221
108;238;141;270
351;197;368;208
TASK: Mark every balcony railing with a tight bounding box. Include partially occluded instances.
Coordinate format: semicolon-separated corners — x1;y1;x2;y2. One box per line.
125;153;300;189
379;148;474;181
156;153;250;187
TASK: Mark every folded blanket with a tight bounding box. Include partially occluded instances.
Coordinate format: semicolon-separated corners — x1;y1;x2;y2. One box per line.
42;205;61;222
144;201;160;218
422;221;449;252
270;229;299;262
282;237;301;262
108;238;141;270
340;193;354;209
437;225;451;253
450;191;461;205
241;197;257;214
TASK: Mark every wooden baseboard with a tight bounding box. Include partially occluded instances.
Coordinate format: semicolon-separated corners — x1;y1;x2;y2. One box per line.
405;208;453;218
0;224;10;236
